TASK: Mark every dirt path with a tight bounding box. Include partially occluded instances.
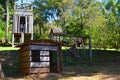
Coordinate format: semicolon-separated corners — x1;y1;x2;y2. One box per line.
1;62;120;80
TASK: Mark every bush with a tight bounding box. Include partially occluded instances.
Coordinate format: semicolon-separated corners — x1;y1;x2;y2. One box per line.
34;33;47;40
0;29;5;42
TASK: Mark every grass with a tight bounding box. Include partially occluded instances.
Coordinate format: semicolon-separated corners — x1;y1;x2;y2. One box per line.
0;46;19;51
0;46;120;80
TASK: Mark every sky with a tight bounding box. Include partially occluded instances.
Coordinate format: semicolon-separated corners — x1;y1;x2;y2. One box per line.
17;0;33;3
17;0;103;3
98;0;102;2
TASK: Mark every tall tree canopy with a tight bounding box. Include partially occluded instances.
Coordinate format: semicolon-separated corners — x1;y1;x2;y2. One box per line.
33;0;120;50
0;0;119;50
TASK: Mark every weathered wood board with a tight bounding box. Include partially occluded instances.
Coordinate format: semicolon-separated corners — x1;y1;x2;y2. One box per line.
29;45;58;51
30;68;50;73
30;62;50;67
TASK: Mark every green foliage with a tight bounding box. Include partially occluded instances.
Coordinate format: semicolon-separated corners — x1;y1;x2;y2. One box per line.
34;33;48;40
0;29;5;42
0;4;4;22
103;0;120;49
32;0;120;50
8;33;12;42
0;0;119;49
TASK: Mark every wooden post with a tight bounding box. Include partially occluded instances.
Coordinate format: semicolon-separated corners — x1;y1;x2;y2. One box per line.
15;15;17;33
29;16;31;33
57;51;59;72
25;16;27;33
82;38;85;56
50;33;53;40
12;34;14;47
31;16;33;40
13;15;15;33
21;32;24;43
14;2;16;10
58;47;63;72
18;16;20;33
89;37;92;63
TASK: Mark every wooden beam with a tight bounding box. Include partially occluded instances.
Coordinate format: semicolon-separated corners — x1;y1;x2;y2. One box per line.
12;34;14;47
54;34;90;38
30;62;50;67
29;45;59;51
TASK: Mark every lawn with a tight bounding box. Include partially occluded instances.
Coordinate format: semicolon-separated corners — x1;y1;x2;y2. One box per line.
0;46;120;80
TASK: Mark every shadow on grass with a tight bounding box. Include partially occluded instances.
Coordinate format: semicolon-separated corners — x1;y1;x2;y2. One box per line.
60;62;120;80
0;48;120;79
62;49;120;64
0;43;12;47
0;49;60;79
60;49;120;79
0;49;26;78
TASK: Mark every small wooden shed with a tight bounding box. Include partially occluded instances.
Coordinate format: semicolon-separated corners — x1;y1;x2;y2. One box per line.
50;28;63;42
18;40;63;74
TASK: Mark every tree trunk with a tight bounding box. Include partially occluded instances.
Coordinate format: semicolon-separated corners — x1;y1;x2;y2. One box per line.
4;0;9;45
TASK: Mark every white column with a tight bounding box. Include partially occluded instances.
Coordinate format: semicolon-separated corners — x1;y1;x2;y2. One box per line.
28;16;31;33
15;15;17;33
21;32;24;43
13;15;15;33
29;16;31;33
31;16;33;40
18;16;20;33
25;16;27;33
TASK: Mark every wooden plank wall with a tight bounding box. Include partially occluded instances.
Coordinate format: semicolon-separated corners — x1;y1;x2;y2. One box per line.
30;50;50;73
18;40;63;74
18;45;30;74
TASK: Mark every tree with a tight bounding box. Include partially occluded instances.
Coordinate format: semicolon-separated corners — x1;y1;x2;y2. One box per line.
0;5;5;42
0;4;5;26
33;0;120;50
33;0;50;39
103;0;120;50
4;0;9;45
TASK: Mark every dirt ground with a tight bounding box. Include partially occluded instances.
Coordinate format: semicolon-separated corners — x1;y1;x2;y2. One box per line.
0;50;120;80
1;62;120;80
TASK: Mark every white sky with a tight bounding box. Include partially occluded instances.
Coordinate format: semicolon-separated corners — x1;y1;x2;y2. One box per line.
17;0;103;3
17;0;33;3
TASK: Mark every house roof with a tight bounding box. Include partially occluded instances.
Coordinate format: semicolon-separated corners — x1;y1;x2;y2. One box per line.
51;28;63;34
19;39;62;47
